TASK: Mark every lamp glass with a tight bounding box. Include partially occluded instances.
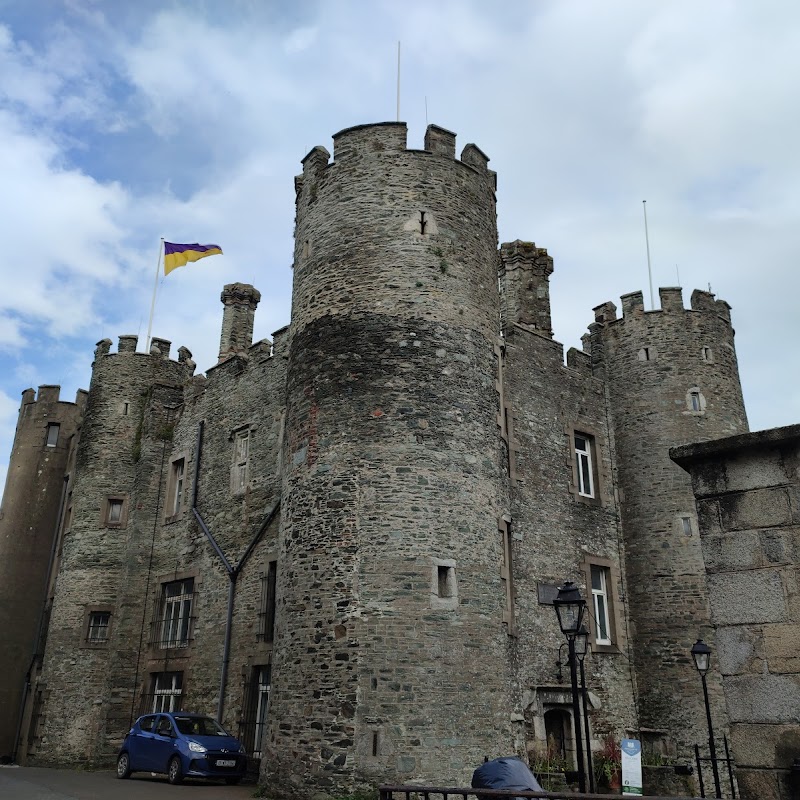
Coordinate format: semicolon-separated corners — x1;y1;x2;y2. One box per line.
554;581;586;637
691;639;712;675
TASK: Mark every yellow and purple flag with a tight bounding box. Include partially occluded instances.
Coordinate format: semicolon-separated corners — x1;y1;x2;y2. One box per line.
163;242;223;275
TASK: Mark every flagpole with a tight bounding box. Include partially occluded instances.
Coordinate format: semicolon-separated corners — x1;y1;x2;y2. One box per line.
145;238;164;353
396;41;401;122
642;200;654;310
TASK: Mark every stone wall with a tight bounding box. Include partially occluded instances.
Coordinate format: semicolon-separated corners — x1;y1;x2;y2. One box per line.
268;122;512;794
672;425;800;800
589;287;748;760
0;386;84;760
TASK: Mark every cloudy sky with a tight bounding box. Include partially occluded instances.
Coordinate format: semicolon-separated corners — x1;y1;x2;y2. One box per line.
1;0;798;492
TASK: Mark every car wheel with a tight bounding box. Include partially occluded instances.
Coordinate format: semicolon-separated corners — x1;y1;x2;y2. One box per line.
225;777;241;785
167;755;184;785
116;752;131;779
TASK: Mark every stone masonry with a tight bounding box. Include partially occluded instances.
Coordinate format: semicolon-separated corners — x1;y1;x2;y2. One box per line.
672;426;800;800
0;121;756;797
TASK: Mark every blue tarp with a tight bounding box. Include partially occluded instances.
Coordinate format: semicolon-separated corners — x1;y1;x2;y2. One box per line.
471;757;543;794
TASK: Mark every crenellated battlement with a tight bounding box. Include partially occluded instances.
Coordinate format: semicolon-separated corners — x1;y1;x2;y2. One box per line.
592;286;734;326
298;122;495;186
92;335;194;369
19;385;87;410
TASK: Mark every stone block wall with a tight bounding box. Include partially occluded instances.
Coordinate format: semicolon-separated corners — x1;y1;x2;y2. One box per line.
672;425;800;800
502;321;638;761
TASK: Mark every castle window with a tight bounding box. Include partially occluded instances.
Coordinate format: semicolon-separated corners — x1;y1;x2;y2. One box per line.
45;423;60;448
581;556;619;650
257;561;278;642
679;515;694;536
701;347;713;362
590;565;612;645
430;557;458;609
108;499;123;525
123;402;130;415
150;671;183;713
86;611;111;644
637;347;656;362
102;495;128;528
166;457;186;518
686;388;706;414
232;429;250;494
154;578;194;649
574;434;595;498
418;210;428;235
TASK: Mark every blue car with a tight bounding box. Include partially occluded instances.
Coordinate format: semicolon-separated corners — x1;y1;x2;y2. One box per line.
116;711;247;785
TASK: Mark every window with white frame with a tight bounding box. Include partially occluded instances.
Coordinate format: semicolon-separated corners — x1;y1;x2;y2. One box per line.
151;671;183;713
232;430;250;493
574;434;595;498
156;578;194;648
590;565;612;645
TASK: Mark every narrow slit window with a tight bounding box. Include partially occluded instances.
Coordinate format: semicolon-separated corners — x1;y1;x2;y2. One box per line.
167;458;186;516
690;391;702;412
46;423;60;448
437;565;453;598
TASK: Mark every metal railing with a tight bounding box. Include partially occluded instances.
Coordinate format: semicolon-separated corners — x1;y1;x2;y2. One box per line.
380;787;705;800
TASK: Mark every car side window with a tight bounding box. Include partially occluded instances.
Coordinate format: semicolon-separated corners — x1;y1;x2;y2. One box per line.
156;716;174;736
139;716;156;732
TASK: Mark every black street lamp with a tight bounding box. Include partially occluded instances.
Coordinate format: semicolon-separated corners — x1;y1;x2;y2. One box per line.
575;625;595;794
554;582;587;794
691;639;722;799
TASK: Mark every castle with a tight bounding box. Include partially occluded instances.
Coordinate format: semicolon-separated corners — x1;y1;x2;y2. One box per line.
0;122;751;795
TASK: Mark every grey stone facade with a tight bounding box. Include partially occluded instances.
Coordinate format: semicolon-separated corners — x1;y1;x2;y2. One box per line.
672;426;800;800
0;121;753;796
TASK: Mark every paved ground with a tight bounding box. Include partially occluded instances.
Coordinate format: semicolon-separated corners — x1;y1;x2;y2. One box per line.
0;765;257;799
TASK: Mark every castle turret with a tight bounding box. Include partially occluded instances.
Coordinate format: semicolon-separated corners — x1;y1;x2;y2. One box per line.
32;336;193;764
499;240;554;336
268;122;511;793
0;385;85;760
588;286;748;758
219;283;261;361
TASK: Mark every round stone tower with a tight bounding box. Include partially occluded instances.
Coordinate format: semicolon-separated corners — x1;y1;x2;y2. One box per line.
588;287;748;758
0;385;85;761
266;123;514;793
33;335;193;765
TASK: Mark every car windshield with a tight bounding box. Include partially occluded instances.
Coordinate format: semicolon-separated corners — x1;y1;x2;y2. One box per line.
173;716;230;736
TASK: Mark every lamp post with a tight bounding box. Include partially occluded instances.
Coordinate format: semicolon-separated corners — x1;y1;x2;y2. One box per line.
554;581;587;794
691;639;722;799
575;625;595;793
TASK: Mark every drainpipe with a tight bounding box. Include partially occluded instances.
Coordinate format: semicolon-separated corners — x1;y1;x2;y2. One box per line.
217;572;238;722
